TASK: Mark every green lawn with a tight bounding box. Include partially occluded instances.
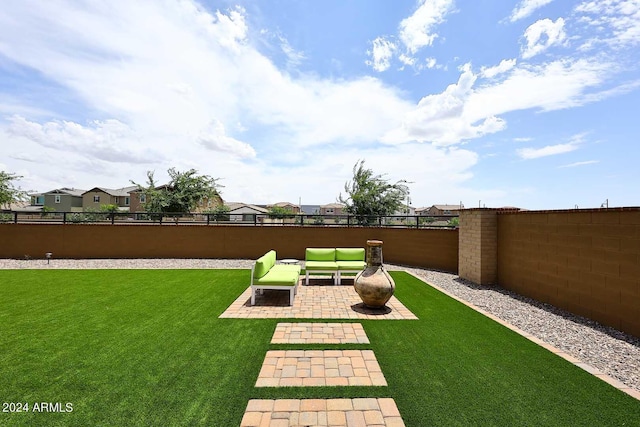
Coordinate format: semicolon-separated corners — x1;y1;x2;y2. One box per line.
0;269;638;426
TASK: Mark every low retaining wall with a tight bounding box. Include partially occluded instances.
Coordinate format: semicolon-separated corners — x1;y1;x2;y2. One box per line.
0;224;459;273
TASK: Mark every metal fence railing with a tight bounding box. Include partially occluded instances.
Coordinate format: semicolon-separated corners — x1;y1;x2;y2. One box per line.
0;211;459;229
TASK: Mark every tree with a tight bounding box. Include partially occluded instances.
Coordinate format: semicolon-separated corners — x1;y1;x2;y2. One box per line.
132;168;222;214
205;204;231;221
0;171;28;210
338;160;409;225
267;206;296;219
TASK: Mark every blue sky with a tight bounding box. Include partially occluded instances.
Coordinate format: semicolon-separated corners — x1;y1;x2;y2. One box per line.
1;0;639;209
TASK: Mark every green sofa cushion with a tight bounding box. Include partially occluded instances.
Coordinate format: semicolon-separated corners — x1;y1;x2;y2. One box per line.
254;250;276;279
305;248;336;261
336;260;366;270
277;264;302;274
305;261;338;270
253;268;298;286
336;248;365;261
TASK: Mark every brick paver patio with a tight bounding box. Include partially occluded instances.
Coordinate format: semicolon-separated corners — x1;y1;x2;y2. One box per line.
256;350;387;387
240;398;405;427
271;322;370;344
219;283;417;320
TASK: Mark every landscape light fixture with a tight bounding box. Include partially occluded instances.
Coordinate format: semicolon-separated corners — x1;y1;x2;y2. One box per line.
45;252;52;264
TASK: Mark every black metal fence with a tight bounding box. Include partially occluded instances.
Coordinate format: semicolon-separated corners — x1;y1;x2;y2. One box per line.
0;211;458;229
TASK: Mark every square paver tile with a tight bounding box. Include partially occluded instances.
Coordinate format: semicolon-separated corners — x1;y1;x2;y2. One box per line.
256;350;387;387
241;399;405;427
271;322;370;344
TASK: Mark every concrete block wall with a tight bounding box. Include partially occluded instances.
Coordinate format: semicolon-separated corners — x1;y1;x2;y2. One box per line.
497;208;640;338
0;224;459;273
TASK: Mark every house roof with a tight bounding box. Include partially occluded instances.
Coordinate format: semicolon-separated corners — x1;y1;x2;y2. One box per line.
225;202;269;213
83;186;138;197
321;203;345;208
44;187;86;197
432;205;462;211
269;202;298;208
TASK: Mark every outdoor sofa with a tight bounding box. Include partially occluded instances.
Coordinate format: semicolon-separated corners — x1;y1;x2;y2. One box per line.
250;250;301;306
304;247;366;285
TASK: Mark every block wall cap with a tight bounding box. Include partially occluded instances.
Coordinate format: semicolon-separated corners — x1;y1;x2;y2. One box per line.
497;207;640;215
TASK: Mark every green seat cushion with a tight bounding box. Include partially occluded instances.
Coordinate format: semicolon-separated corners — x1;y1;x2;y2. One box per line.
336;260;366;270
254;250;276;279
253;269;298;286
336;248;365;261
275;264;301;274
305;261;339;270
305;248;336;261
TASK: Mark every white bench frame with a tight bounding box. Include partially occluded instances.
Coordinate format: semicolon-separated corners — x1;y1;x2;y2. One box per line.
250;265;299;306
305;270;339;286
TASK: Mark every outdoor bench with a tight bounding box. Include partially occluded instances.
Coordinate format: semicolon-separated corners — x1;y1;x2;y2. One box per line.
251;250;301;306
304;247;366;285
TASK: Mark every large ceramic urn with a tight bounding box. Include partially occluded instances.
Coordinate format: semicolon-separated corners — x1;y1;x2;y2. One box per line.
354;240;395;308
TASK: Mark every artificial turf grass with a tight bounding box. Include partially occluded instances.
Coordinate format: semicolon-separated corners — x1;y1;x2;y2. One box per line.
0;270;639;426
0;269;272;426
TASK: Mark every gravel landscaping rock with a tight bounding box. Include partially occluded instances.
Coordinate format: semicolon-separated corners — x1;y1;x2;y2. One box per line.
1;258;638;393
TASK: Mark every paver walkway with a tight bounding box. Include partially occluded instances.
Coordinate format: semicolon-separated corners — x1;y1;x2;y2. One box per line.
256;350;386;387
271;322;370;344
232;277;409;425
219;284;417;320
240;398;405;427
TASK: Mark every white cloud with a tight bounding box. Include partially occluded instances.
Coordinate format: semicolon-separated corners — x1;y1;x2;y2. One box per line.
399;0;455;54
510;0;555;22
481;59;517;78
198;120;256;159
278;35;306;68
559;160;599;168
382;64;507;145
364;0;454;72
366;36;397;72
517;133;586;159
575;0;640;49
517;142;579;159
6;115;163;164
398;53;416;66
465;59;611;120
521;18;567;59
425;57;439;69
384;57;612;147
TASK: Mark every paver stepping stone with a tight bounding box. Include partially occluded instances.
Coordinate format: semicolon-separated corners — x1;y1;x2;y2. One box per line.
240;398;405;426
256;350;387;387
271;322;370;344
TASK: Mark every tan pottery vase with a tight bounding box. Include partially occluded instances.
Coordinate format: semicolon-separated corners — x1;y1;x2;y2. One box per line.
354;240;395;308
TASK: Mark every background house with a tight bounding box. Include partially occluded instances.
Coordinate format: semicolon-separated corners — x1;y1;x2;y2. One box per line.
225;202;269;222
45;188;85;212
417;204;461;216
319;203;345;215
300;204;321;215
27;188;85;212
82;186;137;211
390;203;416;221
267;202;300;214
